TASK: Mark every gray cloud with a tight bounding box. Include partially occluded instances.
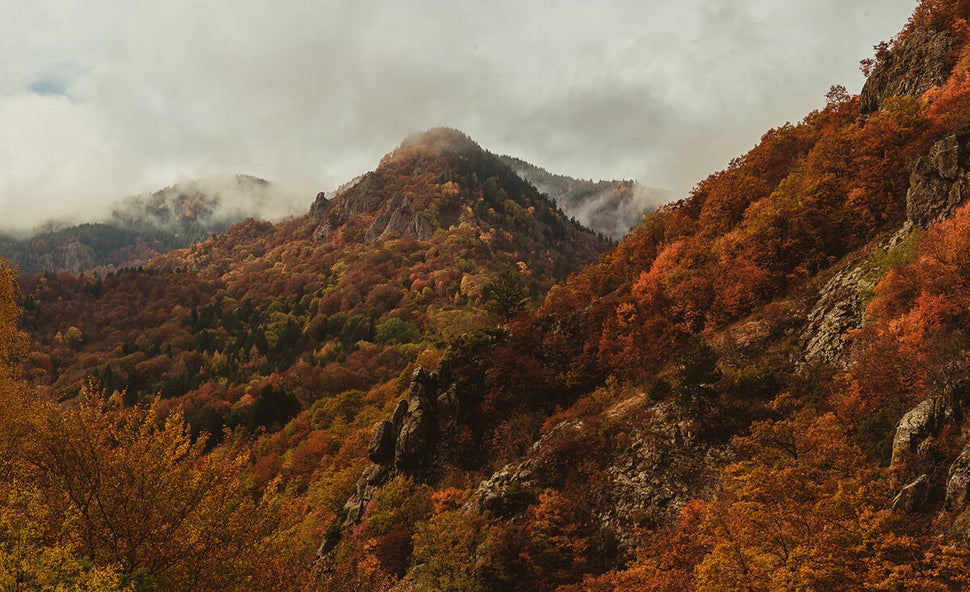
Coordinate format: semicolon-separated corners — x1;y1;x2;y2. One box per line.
0;0;916;232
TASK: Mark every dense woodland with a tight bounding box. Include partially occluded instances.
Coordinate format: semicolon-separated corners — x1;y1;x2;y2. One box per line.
8;1;970;590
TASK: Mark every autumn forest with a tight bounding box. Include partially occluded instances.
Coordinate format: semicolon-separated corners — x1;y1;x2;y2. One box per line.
8;1;970;590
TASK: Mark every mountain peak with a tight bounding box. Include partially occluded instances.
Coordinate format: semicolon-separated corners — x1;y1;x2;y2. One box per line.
309;128;600;249
396;127;480;156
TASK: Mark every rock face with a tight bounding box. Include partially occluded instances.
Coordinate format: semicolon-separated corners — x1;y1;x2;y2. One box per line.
367;420;395;463
892;474;931;512
892;396;952;469
469;400;727;546
308;192;330;228
860;29;952;114
338;369;440;530
38;240;98;275
314;341;496;572
906;133;970;227
801;261;877;365
803;130;970;372
364;194;434;243
887;396;955;514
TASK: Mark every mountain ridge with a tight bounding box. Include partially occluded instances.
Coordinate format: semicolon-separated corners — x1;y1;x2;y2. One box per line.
0;174;289;274
498;154;658;240
10;2;970;589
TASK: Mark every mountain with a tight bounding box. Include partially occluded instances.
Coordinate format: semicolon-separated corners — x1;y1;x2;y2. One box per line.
0;174;286;274
311;4;970;589
498;154;660;240
10;2;970;589
17;127;606;417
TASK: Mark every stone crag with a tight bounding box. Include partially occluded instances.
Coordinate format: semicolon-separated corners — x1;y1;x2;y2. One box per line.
906;133;970;227
860;28;952;114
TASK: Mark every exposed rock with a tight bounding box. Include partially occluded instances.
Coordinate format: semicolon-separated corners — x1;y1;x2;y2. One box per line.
393;369;439;472
468;422;563;517
308;191;330;226
316;367;448;570
391;398;409;430
892;396;951;469
365;194;434;242
367;420;395;463
946;442;970;511
395;396;433;472
316;331;505;573
800;132;970;365
435;385;461;438
907;133;970;227
860;29;952;114
341;463;391;528
596;405;729;541
801;262;877;365
468;401;728;546
892;473;931;512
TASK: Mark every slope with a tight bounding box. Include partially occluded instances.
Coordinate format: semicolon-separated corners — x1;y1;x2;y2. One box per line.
314;2;970;590
499;154;656;240
18;127;606;440
0;174;287;274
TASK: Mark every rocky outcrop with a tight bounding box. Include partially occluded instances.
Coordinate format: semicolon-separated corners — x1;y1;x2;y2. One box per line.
468;421;579;517
308;191;330;226
469;400;727;545
311;182;435;243
801;262;877;365
314;369;441;572
886;396;955;514
860;29;952;114
364;194;434;243
802;132;970;364
314;328;502;573
338;369;440;530
39;240;98;275
906;133;970;227
367;420;395;463
892;396;952;469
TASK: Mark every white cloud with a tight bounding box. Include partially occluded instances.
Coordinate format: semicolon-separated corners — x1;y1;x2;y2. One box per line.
0;0;918;231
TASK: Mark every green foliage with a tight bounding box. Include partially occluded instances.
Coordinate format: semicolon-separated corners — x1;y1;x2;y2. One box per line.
308;389;366;430
374;317;421;345
363;476;434;537
485;271;528;319
412;509;497;591
674;338;720;417
859;227;922;306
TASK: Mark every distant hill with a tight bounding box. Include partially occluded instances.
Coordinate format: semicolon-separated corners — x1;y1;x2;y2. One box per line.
498;154;664;239
0;174;286;274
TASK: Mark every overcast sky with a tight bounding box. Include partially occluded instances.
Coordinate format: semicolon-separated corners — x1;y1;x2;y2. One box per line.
1;0;918;232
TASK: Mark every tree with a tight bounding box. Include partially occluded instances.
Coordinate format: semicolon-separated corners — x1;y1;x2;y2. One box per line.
675;338;720;418
485;271;528;319
28;392;312;591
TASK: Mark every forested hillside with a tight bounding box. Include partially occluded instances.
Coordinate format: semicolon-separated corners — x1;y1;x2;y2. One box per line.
497;155;647;240
0;175;282;274
9;1;970;590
